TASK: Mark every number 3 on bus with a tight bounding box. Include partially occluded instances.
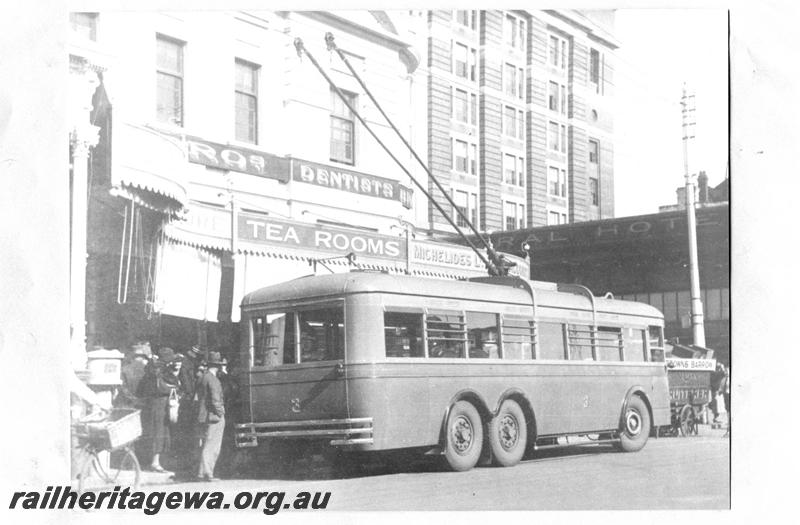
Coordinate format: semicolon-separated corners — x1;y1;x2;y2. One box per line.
235;272;670;472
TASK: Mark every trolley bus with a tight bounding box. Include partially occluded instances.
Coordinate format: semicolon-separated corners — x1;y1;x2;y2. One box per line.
235;271;670;471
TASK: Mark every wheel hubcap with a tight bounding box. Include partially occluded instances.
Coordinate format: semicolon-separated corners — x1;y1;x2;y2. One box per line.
452;416;474;454
498;414;519;450
625;410;642;436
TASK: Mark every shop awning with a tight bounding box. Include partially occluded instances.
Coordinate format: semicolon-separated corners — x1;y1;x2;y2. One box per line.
111;122;189;215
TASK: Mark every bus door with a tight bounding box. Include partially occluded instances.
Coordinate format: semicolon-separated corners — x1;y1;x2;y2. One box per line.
247;304;348;424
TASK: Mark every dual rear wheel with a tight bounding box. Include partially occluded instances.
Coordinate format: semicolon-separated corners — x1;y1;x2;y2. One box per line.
443;399;527;471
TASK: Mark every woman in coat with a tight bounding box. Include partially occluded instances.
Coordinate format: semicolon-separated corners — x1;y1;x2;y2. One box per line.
138;347;182;472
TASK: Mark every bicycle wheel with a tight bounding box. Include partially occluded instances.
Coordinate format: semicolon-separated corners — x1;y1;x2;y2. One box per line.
93;446;141;490
76;449;97;493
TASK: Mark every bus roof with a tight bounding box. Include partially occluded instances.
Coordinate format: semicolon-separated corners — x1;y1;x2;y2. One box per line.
241;271;663;320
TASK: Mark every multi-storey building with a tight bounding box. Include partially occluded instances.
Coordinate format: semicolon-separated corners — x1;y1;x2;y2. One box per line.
69;10;528;360
416;9;617;236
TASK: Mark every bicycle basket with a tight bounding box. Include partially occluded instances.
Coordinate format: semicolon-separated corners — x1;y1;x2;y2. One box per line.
84;408;142;450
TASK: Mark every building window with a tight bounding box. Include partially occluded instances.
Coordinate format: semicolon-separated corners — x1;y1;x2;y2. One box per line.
504;63;525;100
504;201;516;231
453;41;477;82
503;153;516;185
590;48;603;94
503;201;525;231
70;12;97;41
504;106;524;140
452;138;477;175
452;88;477;125
504;13;526;51
548;34;568;70
234;59;259;144
156;35;184;127
548;122;559;151
503;153;525;187
590;177;599;206
589;139;600;163
453;189;478;228
548;166;567;198
547;210;567;226
330;89;357;164
454;10;477;30
548;81;567;114
548;121;567;153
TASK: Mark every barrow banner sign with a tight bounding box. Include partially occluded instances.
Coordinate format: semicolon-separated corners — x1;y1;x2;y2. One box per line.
185;136;290;182
291;159;413;209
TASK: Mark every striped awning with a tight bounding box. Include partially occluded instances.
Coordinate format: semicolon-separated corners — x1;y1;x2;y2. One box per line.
111;122;189;215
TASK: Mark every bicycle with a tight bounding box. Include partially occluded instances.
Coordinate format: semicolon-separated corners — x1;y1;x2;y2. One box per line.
74;408;142;492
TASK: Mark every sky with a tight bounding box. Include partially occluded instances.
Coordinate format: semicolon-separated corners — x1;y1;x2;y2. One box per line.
613;9;729;217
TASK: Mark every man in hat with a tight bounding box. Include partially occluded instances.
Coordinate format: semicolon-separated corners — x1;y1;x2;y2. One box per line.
172;345;203;480
117;343;150;409
196;351;225;481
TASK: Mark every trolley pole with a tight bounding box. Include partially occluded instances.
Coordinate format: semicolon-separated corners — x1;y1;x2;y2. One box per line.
681;84;706;347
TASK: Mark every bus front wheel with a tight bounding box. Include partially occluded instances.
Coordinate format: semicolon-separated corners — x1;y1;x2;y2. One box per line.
443;401;484;471
488;399;527;467
616;395;651;452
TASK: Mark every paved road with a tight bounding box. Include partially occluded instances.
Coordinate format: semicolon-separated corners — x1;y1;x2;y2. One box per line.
151;429;729;511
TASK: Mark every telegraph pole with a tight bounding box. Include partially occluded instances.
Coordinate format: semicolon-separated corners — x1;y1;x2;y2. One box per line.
681;84;706;347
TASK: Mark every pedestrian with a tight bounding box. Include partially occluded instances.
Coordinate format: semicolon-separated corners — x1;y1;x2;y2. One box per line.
171;346;203;480
722;365;731;436
196;351;226;482
710;362;726;423
138;346;182;473
216;356;241;478
116;343;150;409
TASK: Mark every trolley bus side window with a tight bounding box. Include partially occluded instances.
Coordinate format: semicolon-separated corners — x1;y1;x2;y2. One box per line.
567;324;594;361
299;307;344;362
384;311;425;358
466;312;500;359
623;328;647;362
648;325;665;362
427;310;466;358
596;326;622;362
537;321;566;360
252;313;297;367
502;315;534;360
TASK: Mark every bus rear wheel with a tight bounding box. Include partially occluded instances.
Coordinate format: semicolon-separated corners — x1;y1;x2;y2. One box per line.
443;401;484;472
488;399;527;467
616;395;651;452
